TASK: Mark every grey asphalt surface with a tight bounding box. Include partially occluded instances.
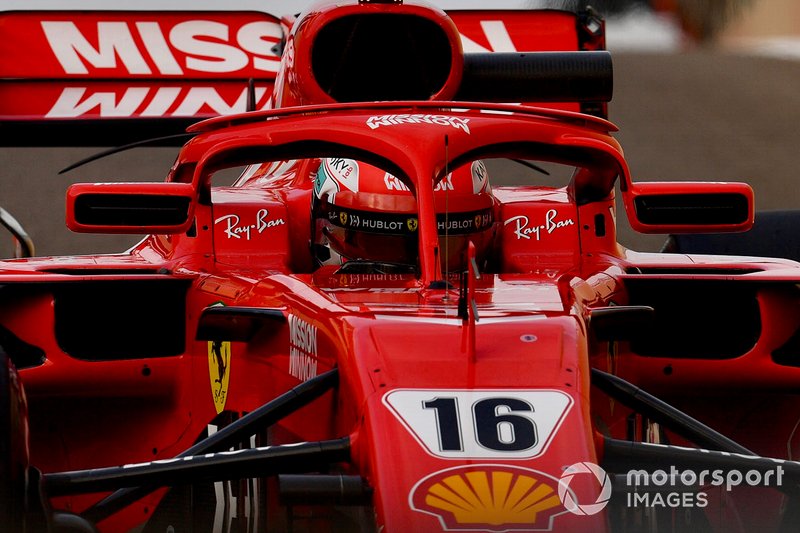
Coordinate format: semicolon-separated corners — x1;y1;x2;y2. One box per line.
1;50;799;258
613;50;800;252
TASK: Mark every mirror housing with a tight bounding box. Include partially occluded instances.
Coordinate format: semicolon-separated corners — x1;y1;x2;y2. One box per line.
624;181;754;234
66;182;195;234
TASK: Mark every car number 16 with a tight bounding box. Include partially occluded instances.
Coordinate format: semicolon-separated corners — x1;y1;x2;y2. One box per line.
383;390;573;459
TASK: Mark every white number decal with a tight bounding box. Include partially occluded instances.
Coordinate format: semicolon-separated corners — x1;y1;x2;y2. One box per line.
384;390;572;459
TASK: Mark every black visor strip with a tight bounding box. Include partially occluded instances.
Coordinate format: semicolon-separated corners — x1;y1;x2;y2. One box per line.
321;205;494;236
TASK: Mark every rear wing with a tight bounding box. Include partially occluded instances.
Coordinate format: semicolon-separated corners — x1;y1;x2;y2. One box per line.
0;4;608;146
0;10;285;145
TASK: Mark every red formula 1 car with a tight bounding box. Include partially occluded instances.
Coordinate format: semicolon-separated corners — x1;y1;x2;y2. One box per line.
2;1;800;532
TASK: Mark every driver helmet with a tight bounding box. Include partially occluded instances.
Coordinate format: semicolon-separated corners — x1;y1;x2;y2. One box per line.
311;157;496;271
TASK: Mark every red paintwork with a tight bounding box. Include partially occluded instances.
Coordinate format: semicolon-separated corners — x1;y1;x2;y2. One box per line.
66;181;196;234
25;99;799;531
0;10;282;119
0;11;283;79
624;180;755;234
0;5;591;120
4;2;800;533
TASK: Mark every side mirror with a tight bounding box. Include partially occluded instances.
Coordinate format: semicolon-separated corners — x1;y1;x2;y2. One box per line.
66;182;196;234
624;181;754;234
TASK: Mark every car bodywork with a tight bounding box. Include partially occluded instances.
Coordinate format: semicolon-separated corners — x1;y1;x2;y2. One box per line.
1;1;800;533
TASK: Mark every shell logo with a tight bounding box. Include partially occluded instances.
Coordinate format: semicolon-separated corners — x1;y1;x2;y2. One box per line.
410;465;569;531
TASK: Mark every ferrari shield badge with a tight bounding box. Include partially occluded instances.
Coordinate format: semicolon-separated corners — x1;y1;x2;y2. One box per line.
208;340;231;414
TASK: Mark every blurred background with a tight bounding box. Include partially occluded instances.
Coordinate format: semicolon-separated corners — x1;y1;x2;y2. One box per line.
604;0;800;250
1;0;799;257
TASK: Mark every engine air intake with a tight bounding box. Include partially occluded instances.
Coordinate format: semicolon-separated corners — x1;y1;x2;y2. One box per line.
312;14;452;102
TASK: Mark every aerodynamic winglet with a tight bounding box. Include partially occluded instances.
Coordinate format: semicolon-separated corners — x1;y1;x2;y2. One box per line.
196;306;286;342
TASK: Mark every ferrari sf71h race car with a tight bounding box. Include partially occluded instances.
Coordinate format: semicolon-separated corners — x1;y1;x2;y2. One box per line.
2;1;800;532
